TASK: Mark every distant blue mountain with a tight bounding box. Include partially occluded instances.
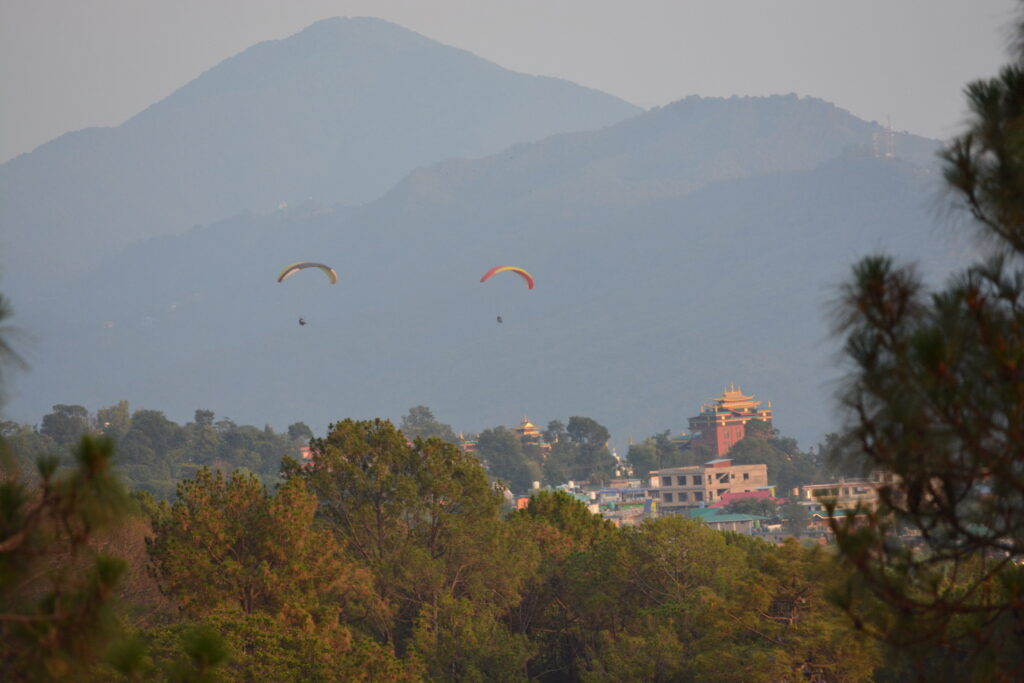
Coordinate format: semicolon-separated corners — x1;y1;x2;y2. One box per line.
8;94;960;452
0;17;639;296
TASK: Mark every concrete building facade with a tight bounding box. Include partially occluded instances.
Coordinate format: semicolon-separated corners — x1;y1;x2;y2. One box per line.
799;471;900;514
649;458;769;515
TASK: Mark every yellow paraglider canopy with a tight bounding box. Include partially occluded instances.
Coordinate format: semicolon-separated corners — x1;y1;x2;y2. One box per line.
277;262;338;285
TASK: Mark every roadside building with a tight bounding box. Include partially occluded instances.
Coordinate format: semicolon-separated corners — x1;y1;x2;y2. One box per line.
649;458;769;515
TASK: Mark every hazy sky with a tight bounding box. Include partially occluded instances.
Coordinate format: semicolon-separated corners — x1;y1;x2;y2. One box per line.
1;0;1018;163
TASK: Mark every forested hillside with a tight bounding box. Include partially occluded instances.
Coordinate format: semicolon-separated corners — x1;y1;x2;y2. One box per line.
2;420;883;680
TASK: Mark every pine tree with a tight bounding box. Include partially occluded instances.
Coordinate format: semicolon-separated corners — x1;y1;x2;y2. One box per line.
830;10;1024;676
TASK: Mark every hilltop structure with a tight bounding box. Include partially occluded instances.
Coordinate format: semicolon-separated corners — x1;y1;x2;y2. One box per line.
689;385;773;456
512;416;543;442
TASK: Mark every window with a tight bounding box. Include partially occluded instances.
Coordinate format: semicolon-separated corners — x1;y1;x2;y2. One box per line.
743;472;749;480
717;489;728;496
661;476;671;487
664;492;674;503
694;492;704;501
693;475;702;485
679;492;688;501
677;475;687;486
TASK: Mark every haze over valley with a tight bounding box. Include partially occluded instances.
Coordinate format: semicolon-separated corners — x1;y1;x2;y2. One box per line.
2;17;964;450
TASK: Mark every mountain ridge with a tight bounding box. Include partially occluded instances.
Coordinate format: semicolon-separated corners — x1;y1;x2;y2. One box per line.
0;17;639;296
7;94;959;452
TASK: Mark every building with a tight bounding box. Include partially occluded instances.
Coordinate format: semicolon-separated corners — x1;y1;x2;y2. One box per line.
689;507;767;535
512;416;544;442
688;385;773;457
457;432;478;453
594;487;654;527
649;458;769;514
798;471;899;514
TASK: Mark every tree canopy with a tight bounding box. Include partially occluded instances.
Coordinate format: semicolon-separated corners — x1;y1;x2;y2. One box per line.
828;12;1024;676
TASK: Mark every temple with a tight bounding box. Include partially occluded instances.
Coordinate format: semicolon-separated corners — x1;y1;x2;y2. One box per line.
688;384;773;456
512;416;543;442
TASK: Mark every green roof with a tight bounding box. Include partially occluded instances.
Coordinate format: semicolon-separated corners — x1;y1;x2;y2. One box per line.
689;508;767;523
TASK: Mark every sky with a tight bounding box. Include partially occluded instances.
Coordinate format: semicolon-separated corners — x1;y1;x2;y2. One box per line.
0;0;1018;164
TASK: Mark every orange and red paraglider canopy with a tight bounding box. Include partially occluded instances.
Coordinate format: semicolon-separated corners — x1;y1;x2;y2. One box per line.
480;266;534;289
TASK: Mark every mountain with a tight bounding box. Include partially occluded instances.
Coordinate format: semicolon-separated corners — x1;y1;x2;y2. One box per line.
7;94;959;453
0;17;639;297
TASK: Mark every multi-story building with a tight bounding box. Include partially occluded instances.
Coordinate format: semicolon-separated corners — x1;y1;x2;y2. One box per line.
799;471;899;514
649;458;769;514
688;385;773;457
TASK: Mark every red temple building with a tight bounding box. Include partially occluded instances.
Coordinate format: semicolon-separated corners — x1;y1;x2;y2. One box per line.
688;385;773;457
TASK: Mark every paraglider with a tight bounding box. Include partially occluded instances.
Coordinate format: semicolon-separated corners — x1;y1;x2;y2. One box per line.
277;262;338;284
278;263;335;327
479;266;534;289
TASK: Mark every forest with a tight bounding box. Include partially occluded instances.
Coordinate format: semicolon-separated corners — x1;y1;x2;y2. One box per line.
3;400;842;502
3;418;884;681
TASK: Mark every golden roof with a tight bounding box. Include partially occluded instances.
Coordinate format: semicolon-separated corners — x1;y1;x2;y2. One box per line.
711;383;761;410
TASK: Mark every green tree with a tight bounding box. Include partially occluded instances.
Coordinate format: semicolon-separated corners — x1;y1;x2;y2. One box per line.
743;417;775;439
725;496;778;518
475;425;541;493
40;404;91;451
97;400;131;439
144;466;406;681
509;491;616;679
0;422;57;471
179;413;220;466
625;439;657;480
0;294;26;402
565;416;616;485
570;520;877;682
828;12;1024;676
117;409;184;491
780;500;810;537
627;430;700;479
287;421;313;442
148;468;376;620
1;436;131;679
518;489;614;547
287;418;532;678
192;409;214;428
398;405;457;443
728;430;821;495
543;419;567;444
